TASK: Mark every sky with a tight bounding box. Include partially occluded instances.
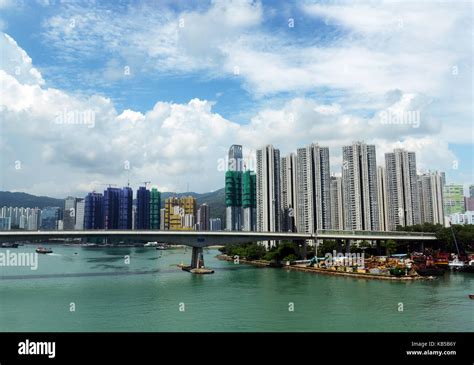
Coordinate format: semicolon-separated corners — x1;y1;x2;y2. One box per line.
0;0;472;198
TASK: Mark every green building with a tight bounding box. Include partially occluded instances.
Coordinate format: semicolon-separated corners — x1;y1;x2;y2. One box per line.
225;170;242;230
242;170;256;231
443;184;465;215
150;188;161;229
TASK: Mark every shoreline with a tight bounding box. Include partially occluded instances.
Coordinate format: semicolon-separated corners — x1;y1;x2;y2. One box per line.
216;254;430;281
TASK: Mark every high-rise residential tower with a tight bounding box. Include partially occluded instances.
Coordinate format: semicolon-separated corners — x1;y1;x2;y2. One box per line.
103;187;121;229
385;148;420;230
330;176;344;230
136;186;151;229
150;188;161;229
225;144;243;231
63;196;77;230
118;187;133;229
256;145;281;244
280;153;297;232
84;192;103;229
75;198;85;230
296;144;331;234
443;184;465;215
242;170;257;231
342;142;379;231
197;203;210;231
377;166;388;231
417;171;445;225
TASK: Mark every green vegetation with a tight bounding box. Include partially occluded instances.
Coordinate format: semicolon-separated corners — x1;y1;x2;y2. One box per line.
219;241;301;262
396;223;474;252
381;239;397;256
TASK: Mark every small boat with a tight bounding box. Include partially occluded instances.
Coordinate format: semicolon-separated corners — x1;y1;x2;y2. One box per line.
36;246;53;254
448;254;465;270
1;242;18;248
156;243;169;250
460;260;474;273
469;294;474;299
144;242;158;247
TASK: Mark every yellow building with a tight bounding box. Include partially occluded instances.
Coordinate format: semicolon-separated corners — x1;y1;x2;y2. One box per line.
164;196;197;230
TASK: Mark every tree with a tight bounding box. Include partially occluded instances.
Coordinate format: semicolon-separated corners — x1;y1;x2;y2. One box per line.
382;240;397;256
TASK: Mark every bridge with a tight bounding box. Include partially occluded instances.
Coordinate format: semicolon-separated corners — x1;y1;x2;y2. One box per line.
0;230;437;273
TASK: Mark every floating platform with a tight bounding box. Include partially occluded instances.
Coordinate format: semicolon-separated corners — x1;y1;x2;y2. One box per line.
178;264;214;274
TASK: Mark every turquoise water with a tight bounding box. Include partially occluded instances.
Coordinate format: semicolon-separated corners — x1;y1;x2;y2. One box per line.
0;245;473;332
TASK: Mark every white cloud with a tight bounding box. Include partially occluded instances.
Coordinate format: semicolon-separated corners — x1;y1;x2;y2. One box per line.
0;33;45;85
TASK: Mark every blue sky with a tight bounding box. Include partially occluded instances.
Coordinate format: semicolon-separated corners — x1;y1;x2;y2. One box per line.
0;0;472;197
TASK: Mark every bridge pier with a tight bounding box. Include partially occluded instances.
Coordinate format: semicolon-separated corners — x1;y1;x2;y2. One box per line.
345;239;351;254
180;246;214;274
191;246;204;269
336;239;343;253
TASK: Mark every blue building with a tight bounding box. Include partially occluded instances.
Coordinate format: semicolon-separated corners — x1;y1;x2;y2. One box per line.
84;192;103;229
136;186;150;229
40;207;61;230
103;187;121;229
119;187;133;229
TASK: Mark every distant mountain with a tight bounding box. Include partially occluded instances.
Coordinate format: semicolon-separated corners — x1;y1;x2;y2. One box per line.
0;188;226;222
0;191;64;209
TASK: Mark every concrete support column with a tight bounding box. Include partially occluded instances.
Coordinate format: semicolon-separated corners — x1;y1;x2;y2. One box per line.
345;239;351;254
336;239;343;253
191;246;204;269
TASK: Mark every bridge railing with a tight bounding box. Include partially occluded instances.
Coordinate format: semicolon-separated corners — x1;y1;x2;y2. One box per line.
316;229;436;237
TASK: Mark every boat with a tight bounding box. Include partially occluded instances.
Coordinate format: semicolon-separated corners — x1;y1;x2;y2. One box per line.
448;255;465;270
469;294;474;299
460;260;474;273
415;264;445;277
36;246;53;254
433;252;450;269
144;242;158;247
156;243;170;250
1;242;18;248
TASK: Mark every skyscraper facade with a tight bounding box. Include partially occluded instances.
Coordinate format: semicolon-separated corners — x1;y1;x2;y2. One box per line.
210;218;222;231
136;186;151;229
225;170;242;230
75;198;85;230
197;203;210;231
280;153;297;232
330;176;344;230
63;196;77;230
342;142;379;231
242;170;257;231
40;206;61;230
296;144;331;234
150;188;161;229
256;145;281;239
118;187;133;229
417;171;445;225
164;196;196;230
385;149;420;230
443;184;465;215
377;166;388;231
103;187;121;229
84;192;103;229
225;144;243;231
